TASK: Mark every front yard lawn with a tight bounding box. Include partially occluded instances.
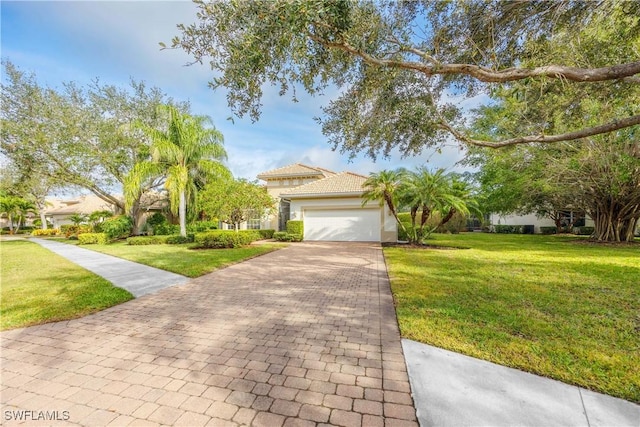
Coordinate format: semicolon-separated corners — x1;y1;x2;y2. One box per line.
81;241;285;277
384;233;639;403
1;240;133;330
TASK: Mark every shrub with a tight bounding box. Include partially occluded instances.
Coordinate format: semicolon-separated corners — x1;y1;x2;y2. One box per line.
78;233;109;245
166;234;194;244
187;221;218;233
153;223;180;236
258;229;275;239
273;231;302;242
31;229;60;237
146;212;167;227
540;226;558;235
100;215;133;239
127;236;168;245
61;224;93;238
193;230;261;248
494;225;524;234
286;220;304;237
573;226;595;236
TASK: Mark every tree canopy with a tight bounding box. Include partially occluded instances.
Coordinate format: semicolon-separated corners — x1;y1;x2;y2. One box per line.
171;0;639;158
0;60;189;233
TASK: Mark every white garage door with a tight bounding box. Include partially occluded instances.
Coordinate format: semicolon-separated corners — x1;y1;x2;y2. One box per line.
304;209;381;241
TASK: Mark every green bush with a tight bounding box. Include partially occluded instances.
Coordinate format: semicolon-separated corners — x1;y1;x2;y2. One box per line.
31;229;60;237
127;236;169;245
258;229;275;239
193;230;261;248
540;226;558;235
166;234;194;244
78;233;109;245
153;223;180;236
573;226;595;236
100;215;133;239
147;212;167;227
286;220;304;237
187;221;219;233
273;231;302;242
494;225;524;234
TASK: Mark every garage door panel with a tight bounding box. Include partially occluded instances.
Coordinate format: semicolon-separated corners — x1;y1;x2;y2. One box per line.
304;209;380;241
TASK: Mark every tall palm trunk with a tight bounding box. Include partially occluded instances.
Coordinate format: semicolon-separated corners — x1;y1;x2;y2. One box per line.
179;190;187;237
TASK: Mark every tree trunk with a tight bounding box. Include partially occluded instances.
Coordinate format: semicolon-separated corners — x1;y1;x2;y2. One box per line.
439;208;456;227
39;210;48;230
179;190;187;237
590;207;639;243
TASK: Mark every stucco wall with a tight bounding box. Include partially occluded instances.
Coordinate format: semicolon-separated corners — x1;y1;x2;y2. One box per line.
490;213;595;233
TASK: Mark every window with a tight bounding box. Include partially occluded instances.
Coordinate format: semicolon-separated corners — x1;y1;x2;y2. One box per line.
247;219;261;230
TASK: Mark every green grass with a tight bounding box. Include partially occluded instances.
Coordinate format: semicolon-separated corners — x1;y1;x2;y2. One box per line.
80;241;285;277
1;240;133;330
384;233;640;403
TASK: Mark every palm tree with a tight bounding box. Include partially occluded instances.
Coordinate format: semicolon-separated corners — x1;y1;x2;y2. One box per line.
0;195;35;234
438;174;481;228
362;169;408;236
127;105;229;237
401;168;467;241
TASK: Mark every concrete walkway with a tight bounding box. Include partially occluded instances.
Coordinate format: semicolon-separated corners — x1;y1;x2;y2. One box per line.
1;242;417;426
403;339;640;427
30;238;190;297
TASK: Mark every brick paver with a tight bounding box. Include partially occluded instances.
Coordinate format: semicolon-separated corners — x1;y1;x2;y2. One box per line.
0;243;417;426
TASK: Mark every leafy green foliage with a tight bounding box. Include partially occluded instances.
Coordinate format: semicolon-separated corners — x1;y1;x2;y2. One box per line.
78;233;109;245
199;178;274;231
172;1;639;154
193;230;261;248
128;105;230;237
258;229;275;239
100;215;133;240
274;231;303;242
540;227;558;235
286;220;304;237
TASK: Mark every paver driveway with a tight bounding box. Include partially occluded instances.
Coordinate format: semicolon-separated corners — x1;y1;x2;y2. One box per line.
1;242;417;427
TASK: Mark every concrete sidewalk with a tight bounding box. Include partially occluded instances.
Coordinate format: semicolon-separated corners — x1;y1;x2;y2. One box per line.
403;339;640;427
31;238;190;297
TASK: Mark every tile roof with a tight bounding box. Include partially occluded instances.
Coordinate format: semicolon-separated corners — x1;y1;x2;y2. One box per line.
280;172;368;197
45;195;119;216
257;163;335;179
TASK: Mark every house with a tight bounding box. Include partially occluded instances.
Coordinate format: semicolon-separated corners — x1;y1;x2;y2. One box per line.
44;195;119;228
490;211;594;233
256;163;397;242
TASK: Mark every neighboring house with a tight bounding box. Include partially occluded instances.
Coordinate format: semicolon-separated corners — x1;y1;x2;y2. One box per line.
254;163;397;242
490;211;594;233
44;195;119;228
44;193;167;228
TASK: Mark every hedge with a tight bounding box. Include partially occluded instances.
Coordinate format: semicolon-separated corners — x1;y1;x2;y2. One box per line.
100;215;133;239
31;229;60;237
193;230;261;248
274;231;303;242
540;226;558;235
493;225;524;234
573;226;595;236
258;229;275;239
78;233;109;245
286;220;304;237
126;234;194;245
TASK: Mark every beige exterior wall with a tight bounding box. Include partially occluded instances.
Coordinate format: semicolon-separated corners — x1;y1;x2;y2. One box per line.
288;196;397;242
262;175;328;231
490;212;595;233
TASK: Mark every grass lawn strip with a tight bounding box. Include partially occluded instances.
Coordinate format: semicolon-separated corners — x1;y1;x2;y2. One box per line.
1;240;133;330
384;233;639;403
79;241;285;278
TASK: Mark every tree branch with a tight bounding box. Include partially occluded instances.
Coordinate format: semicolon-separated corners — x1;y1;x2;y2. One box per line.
439;114;640;148
310;34;640;83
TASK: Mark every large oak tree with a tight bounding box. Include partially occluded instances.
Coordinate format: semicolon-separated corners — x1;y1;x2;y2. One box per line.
170;0;639;157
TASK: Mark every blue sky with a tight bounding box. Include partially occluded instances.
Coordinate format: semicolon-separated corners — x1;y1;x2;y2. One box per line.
1;0;478;181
